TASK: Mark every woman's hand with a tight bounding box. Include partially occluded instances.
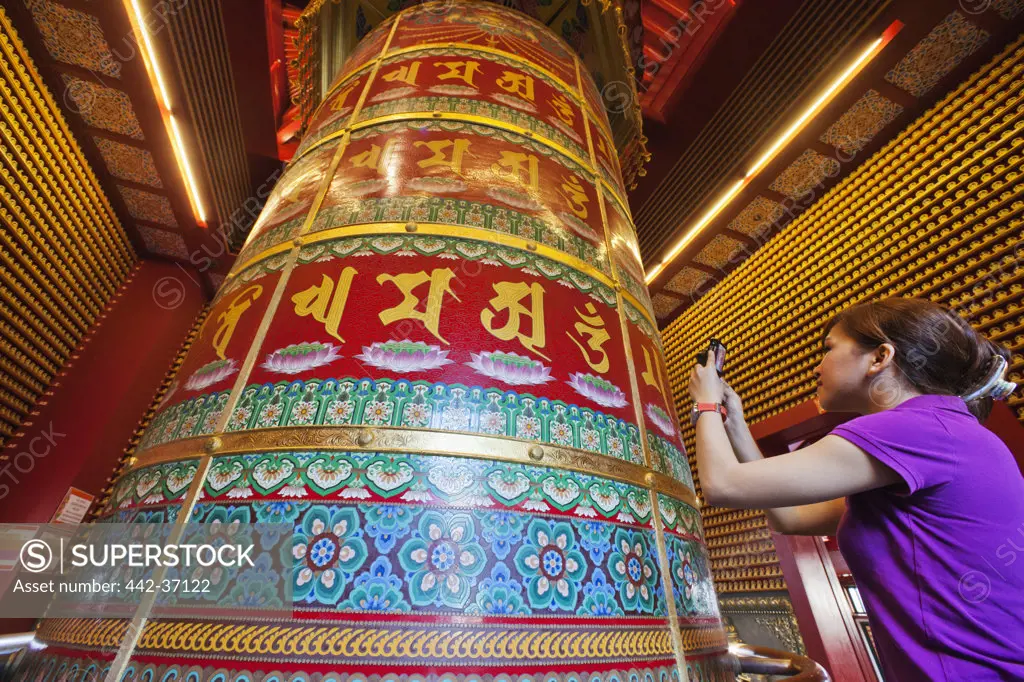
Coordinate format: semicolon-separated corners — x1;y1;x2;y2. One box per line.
721;380;744;423
688;353;725;405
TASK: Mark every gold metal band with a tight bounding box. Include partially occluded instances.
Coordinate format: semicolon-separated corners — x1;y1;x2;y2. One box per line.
132;423;698;508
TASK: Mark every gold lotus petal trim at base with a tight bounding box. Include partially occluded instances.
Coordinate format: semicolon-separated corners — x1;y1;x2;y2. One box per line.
225;221;656;328
39;619;674;662
131;423;697;507
37;618;728;658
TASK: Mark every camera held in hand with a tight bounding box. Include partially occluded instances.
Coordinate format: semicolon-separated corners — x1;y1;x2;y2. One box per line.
696;338;727;374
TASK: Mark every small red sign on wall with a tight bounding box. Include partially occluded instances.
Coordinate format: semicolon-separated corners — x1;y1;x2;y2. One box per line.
50;487;94;525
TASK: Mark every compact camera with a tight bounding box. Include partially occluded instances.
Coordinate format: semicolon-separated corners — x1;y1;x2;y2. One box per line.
696;339;727;374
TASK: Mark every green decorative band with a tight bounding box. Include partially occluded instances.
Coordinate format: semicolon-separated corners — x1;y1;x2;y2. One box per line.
647;432;693;493
616;266;654;323
112;451;665;530
236;196;612;280
623;297;662;350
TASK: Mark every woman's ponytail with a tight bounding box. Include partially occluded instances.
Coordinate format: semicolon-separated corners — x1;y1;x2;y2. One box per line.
960;339;1015;420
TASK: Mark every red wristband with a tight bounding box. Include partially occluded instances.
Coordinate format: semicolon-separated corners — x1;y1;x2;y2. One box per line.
691;402;727;425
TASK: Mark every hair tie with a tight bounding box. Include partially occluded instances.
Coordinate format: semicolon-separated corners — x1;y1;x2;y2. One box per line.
960;355;1017;402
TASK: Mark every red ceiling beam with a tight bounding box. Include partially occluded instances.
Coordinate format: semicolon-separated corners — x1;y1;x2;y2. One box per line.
649;0;692;22
641;0;739;122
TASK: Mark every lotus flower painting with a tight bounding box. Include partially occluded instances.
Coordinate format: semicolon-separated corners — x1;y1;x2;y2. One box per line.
355;340;453;373
566;372;628;408
645;403;677;437
466;350;554;386
428;85;479;97
262;342;342;375
485;186;543;212
489;92;537;113
559;212;601;243
371;86;417;102
345;178;389;197
184;358;239;392
406;177;469;194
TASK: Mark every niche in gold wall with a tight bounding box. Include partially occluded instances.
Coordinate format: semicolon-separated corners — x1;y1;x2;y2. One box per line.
0;7;136;444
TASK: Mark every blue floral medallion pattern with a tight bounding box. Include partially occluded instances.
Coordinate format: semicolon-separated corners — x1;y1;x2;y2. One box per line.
514;519;587;611
398;511;487;608
291;506;368;605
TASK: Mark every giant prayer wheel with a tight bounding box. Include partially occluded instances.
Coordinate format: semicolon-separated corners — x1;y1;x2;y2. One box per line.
26;2;734;680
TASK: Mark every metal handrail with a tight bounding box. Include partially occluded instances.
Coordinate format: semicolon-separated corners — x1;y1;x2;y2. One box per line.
731;643;831;681
0;634;33;656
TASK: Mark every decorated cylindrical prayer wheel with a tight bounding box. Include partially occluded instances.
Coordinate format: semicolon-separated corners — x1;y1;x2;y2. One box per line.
26;2;733;680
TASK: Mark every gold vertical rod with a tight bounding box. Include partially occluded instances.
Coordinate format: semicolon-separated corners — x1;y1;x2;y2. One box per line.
345;14;402;127
578;45;691;679
651;491;690;682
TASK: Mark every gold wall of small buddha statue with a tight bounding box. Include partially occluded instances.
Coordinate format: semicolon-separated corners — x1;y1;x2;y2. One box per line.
661;32;1024;596
0;8;136;445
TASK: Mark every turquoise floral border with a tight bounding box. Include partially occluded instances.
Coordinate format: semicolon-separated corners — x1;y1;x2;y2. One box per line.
114;452;658;528
648;433;694;492
308;196;611;274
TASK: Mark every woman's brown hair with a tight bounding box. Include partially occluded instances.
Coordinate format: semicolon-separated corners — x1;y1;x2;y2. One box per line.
824;297;1013;420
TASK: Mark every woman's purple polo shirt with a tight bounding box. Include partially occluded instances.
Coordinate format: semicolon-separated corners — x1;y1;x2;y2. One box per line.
831;394;1024;681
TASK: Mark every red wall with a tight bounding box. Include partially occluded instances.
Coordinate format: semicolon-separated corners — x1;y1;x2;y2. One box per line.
0;260;206;524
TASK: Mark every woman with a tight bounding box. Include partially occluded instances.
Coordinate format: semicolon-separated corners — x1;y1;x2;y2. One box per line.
688;297;1024;681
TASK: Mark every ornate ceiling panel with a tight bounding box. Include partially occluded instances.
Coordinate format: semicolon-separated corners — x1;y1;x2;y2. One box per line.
8;0;262;295
117;186;179;228
768;149;840;200
24;0;121;78
60;74;144;139
884;11;989;96
93;136;164;188
819;89;904;154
